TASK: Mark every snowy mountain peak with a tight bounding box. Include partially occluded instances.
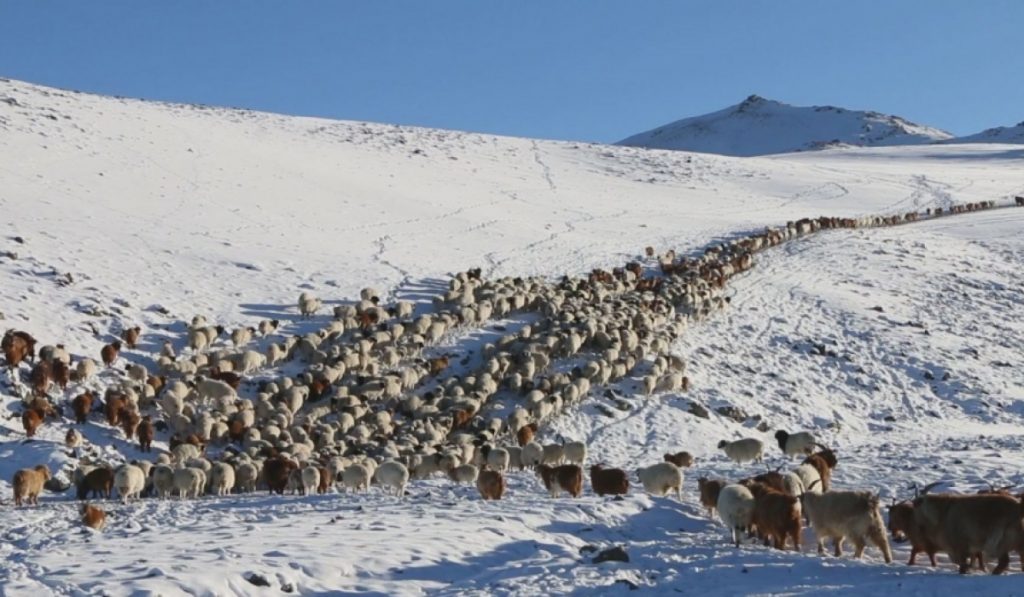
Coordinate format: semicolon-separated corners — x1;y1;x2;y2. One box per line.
618;97;955;157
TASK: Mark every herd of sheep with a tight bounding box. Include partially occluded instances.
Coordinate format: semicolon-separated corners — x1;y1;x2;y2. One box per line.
4;197;1022;572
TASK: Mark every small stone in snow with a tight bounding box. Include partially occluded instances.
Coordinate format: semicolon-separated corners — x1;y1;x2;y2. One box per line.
593;546;629;564
688;403;710;419
245;573;272;587
614;579;639;590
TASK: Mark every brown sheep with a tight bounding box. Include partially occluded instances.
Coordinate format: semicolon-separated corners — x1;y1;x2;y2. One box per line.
21;408;44;438
912;492;1024;574
121;407;141;440
52;358;71;391
81;503;107;530
104;390;126;426
100;341;122;368
169;433;205;451
747;481;802;551
317;466;332;494
589;464;629;496
147;375;166;395
740;470;787;494
20;400;54;437
535;464;583;498
77;467;114;500
227;418;247;444
427;355;449;376
476;469;506;500
29;359;52;396
137;415;154;452
72;391;94;424
888;499;938;567
663;451;694;469
121;326;141;349
210;368;242;390
451;408;474;430
698;477;727;516
516;423;537;447
264;456;298;495
13;465;51;506
2;330;36;369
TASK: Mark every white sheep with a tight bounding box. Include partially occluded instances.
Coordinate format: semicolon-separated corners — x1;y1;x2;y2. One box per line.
794;463;823;495
151;465;176;499
301;465;321;496
75;358;98;382
341;463;371;492
637;462;683;499
541;444;565;466
195;377;236;402
520;442;544;467
800;487;892;562
717;483;756;547
65;428;83;449
230;327;254;348
360;287;383;303
373;461;409;497
114;464;146;504
232;350;267;374
208;462;236;497
485;447;511;472
562;441;587;466
448;463;479;484
298;292;322;319
187;327;209;352
717;438;764;465
173;467;206;499
234;462;259;493
781;471;806;496
171;443;202;465
774;430;817;457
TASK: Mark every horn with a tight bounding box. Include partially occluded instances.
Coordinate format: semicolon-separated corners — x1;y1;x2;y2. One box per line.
919;481;942;496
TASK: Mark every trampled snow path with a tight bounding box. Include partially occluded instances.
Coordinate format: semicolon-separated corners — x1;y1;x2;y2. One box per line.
2;207;1023;596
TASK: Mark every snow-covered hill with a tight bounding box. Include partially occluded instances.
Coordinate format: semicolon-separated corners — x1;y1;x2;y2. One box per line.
2;78;1024;595
950;121;1024;144
617;95;955;156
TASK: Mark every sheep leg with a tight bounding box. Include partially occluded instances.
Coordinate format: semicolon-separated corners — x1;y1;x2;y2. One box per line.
852;539;866;559
871;530;893;564
833;537;844;558
816;537;826;555
993;552;1010;575
733;527;742;548
928;551;937;567
908;549;918;566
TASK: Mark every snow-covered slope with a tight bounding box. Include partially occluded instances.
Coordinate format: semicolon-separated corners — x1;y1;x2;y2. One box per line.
950;121;1024;144
618;95;954;156
2;78;1024;595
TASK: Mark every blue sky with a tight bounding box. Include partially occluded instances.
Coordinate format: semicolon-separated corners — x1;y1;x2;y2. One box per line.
1;1;1020;141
